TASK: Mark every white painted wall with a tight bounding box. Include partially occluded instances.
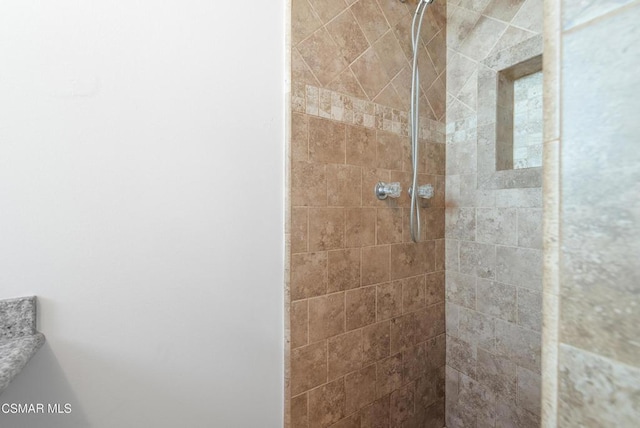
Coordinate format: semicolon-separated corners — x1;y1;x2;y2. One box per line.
0;1;285;427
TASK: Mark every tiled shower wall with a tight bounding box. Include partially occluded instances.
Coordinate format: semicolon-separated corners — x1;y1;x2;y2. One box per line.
543;0;640;426
287;0;448;426
444;0;543;426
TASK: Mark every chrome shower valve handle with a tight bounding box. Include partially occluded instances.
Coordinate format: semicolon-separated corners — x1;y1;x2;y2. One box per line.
408;184;434;199
375;182;402;200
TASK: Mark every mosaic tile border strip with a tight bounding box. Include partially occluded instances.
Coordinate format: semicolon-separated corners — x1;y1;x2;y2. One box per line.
293;82;445;144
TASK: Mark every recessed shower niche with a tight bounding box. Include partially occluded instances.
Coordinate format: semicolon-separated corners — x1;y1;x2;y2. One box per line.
477;35;544;189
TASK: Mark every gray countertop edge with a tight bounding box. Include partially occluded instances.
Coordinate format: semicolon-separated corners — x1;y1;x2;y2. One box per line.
0;333;46;396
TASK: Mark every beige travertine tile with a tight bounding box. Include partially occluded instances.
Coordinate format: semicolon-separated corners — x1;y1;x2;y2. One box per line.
425;142;446;175
292;161;327;207
391;67;412;106
517;288;542;332
372;31;407;80
511;0;542;33
446;50;478;98
328;329;363;379
390;313;417;355
350;0;390;44
445;271;476;309
517;366;541;416
477;279;517;322
308;378;346;428
363;321;391;365
560;290;640;367
292;48;321;87
308;117;346;164
434;239;445;271
476;208;517;246
416;44;439;91
328;248;361;293
327;164;362;207
291;342;328;395
376;282;402;321
426;75;447;120
425;334;447;370
401;275;426;313
376;353;403;398
390;241;435;280
425;271;445;307
415;366;446;411
345;364;377;415
559;2;640;368
361;245;391;285
291;207;309;254
329;413;360;428
406;347;434;392
326;9;370;64
291;393;308;427
423;398;446;427
419;302;446;340
496;245;542;290
458;0;492;13
292;0;323;45
517;208;542;249
350;48;391;100
446;335;477;378
292;112;309;163
377;0;410;27
483;0;526;22
308;0;347;23
306;84;320;116
446;6;480;50
423;208;446;241
390;382;415;426
543;1;560;144
477;348;516;398
289;0;448;425
291;251;327;300
426;29;446;76
445;366;460;423
372;84;404;111
495;319;541;373
459;241;495;279
428;0;447;30
297;28;349;86
308;293;345;342
494;187;542;208
375;130;404;170
308;207;345;251
444;238;460;273
558;344;640;427
359;394;390;428
326;68;368;100
457;306;495;350
445;207;475;241
345;125;376;168
376;207;403;244
291;300;309;349
346;286;377;330
496;398;540;427
561;0;636;30
345;207;376;247
488;25;536;57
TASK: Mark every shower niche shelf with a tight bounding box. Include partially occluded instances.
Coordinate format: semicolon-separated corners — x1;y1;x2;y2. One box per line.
477;35;543;190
